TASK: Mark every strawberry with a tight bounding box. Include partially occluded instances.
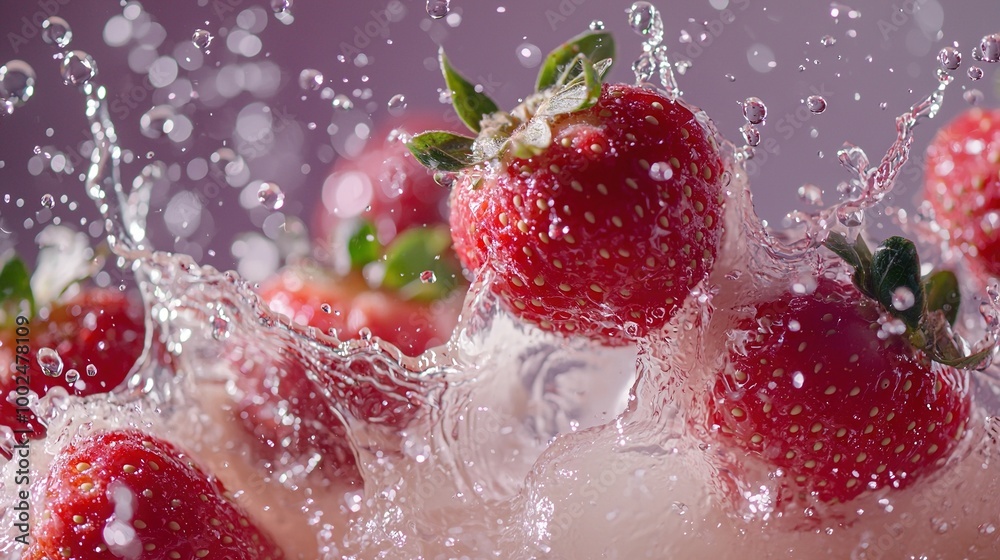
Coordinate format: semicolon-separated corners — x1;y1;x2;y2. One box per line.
235;221;463;475
924;107;1000;278
707;234;985;504
0;257;144;448
23;430;284;559
312;115;455;256
407;31;725;345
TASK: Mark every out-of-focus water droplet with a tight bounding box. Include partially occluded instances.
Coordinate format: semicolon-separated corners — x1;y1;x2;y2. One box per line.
938;46;962;71
649;161;673;181
628;2;663;46
426;0;451;19
981;33;1000;63
742;97;767;124
969;66;984;80
60;50;97;86
740;123;760;147
42;17;73;49
589;20;606;31
299;68;323;91
85;364;98;377
38;347;64;377
964;89;984;105
515;42;542;68
332;94;354;110
820;35;836;47
192;29;213;50
65;368;80;385
387;93;407;116
257;182;285;210
320;303;332;314
892;286;915;311
139;105;176;139
797;184;823;206
211;314;231;340
41;193;55;208
271;0;292;14
0;60;36;113
724;73;736;82
420;270;437;284
806;95;827;114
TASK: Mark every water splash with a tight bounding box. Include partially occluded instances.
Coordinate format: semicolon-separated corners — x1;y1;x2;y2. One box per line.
627;1;679;99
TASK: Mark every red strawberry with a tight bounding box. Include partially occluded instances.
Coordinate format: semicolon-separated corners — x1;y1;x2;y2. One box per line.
313;115;454;257
408;31;725;345
708;234;982;504
924;107;1000;278
23;430;284;560
1;258;144;447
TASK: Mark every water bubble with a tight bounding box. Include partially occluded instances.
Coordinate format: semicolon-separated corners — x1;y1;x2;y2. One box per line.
649;161;674;181
271;0;292;14
981;33;1000;63
938;46;962;71
589;20;606;31
257;182;285;210
41;17;73;49
420;270;437;284
65;369;80;385
892;287;915;311
820;35;837;47
37;348;64;377
298;68;323;91
332;94;354;110
60;50;98;86
139;105;177;139
969;66;984;80
964;89;984;105
387;93;408;116
742;97;767;124
86;364;98;377
192;29;213;50
426;0;451;19
40;193;55;208
806;95;827;114
0;60;36;113
740;123;761;147
628;2;664;46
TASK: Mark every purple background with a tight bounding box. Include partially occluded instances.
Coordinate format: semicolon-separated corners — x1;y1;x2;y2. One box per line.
0;0;998;280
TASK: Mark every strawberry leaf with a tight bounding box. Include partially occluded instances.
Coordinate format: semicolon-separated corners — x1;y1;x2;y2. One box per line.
440;48;499;133
536;31;615;91
825;232;875;300
347;219;380;270
923;270;960;326
381;225;459;301
538;55;602;118
870;236;924;331
406;131;479;172
0;257;35;318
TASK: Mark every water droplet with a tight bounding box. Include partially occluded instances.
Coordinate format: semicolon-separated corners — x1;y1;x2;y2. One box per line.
139;105;177;139
820;35;837;47
740;123;761;147
420;270;437;284
65;368;80;385
298;68;323;91
0;60;36;113
42;17;73;49
426;0;450;19
589;20;606;31
964;89;984;105
320;303;332;314
649;161;674;181
387;93;408;116
981;33;1000;63
968;66;984;80
742;97;767;124
806;95;827;114
724;73;736;82
358;326;373;342
515;42;542;69
628;2;664;46
837;206;864;227
270;0;292;14
257;182;285;210
210;315;231;340
332;94;354;110
191;29;213;50
86;364;98;377
37;347;64;377
938;46;962;71
892;286;915;311
60;50;97;86
797;184;823;205
40;193;55;208
979;523;997;535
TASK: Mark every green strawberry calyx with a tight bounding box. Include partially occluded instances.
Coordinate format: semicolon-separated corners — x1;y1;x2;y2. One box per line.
406;30;615;172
